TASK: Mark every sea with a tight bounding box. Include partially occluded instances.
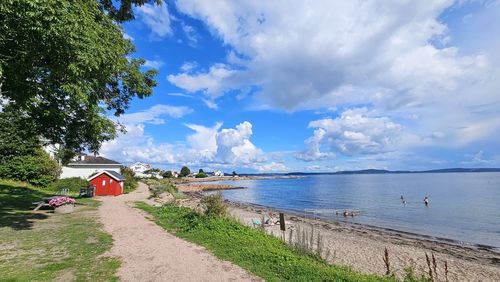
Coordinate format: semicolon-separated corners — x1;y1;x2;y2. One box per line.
208;172;500;249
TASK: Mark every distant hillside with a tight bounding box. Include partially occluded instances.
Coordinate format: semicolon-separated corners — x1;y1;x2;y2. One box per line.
285;168;500;176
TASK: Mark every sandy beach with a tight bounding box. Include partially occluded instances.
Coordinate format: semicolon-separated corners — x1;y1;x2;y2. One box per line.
181;191;500;282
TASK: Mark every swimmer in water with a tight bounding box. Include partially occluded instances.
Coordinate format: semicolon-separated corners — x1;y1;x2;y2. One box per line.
424;196;429;206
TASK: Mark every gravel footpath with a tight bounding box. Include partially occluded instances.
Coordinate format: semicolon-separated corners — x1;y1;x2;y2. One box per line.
98;182;260;282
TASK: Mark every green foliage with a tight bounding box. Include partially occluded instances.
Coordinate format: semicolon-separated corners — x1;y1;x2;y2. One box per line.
195;172;207;178
0;111;40;164
198;169;204;173
161;170;173;178
98;0;162;22
200;193;227;218
0;149;60;187
120;166;138;193
180;166;190;177
0;0;158;159
47;177;89;194
403;267;429;282
138;203;393;282
232;171;238;176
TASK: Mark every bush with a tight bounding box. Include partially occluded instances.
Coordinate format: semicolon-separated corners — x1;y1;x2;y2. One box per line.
200;193;227;218
195;172;207;178
0;149;60;187
120;166;138;193
48;177;89;193
161;170;173;178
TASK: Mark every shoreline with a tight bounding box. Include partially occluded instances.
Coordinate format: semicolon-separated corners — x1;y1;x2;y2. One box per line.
183;191;500;281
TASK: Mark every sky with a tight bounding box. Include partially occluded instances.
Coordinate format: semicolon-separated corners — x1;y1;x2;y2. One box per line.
100;0;500;173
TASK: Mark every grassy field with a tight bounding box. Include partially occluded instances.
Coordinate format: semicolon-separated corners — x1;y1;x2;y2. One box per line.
0;180;120;281
137;202;399;282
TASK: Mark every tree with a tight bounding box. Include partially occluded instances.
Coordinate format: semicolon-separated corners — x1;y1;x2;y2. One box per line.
0;0;158;162
161;170;173;178
0;111;40;164
232;171;238;177
199;169;204;173
179;166;191;177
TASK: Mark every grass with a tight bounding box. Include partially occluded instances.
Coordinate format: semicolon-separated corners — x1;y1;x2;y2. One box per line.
0;179;120;281
144;178;184;199
137;202;396;282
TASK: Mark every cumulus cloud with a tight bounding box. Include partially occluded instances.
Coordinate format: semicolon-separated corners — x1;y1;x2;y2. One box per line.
167;63;236;99
297;108;402;161
171;1;486;109
101;117;269;169
137;2;173;38
213;121;264;164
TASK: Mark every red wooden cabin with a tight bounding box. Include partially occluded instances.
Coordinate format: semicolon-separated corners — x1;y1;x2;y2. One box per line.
88;170;125;196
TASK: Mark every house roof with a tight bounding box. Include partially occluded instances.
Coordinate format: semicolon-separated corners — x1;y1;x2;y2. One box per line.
88;170;126;181
69;156;121;165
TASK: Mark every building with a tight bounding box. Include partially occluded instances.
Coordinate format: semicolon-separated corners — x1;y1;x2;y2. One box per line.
60;155;122;179
214;170;224;177
129;162;152;178
88;170;125;196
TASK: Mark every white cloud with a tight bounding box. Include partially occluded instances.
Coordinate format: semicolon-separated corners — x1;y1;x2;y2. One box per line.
180;61;198;72
137;2;173;38
182;23;200;46
253;162;288;172
167;63;236;99
115;104;192;125
297;108;402;161
143;59;164;69
172;1;485;108
101;117;268;168
123;32;134;41
215;121;264;164
100;104;193;163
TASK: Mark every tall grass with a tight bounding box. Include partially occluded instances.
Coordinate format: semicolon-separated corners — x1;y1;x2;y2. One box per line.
137;202;393;282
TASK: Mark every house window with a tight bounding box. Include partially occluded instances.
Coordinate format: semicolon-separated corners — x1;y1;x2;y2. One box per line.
102;180;106;186
110;179;113;183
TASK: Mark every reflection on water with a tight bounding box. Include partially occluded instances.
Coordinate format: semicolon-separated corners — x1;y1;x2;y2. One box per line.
211;173;500;248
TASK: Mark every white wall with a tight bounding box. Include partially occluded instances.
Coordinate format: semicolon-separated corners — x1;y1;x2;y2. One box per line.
60;165;121;179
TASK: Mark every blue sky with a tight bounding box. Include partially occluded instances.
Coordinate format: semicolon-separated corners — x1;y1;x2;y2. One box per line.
100;0;500;173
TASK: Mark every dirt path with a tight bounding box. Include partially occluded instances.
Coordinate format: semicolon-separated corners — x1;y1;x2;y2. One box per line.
98;183;260;282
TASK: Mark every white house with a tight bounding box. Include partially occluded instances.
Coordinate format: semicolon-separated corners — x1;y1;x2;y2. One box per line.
129;162;152;178
60;155;122;179
214;170;224;177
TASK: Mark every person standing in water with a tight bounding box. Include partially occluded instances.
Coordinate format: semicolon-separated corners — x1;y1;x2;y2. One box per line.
424;196;429;206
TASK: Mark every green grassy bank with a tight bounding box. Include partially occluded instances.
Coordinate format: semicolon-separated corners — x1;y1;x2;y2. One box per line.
0;180;119;281
137;202;397;282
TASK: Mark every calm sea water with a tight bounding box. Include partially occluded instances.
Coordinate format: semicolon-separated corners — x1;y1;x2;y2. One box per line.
210;173;500;248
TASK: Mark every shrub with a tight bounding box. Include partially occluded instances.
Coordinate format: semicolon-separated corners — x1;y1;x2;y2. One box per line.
48;177;89;193
200;193;227;218
195;172;207;178
0;149;60;187
120;166;138;193
149;182;184;199
161;170;173;178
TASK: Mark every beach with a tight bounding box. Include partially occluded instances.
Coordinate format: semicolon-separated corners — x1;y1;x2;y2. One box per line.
180;189;500;282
